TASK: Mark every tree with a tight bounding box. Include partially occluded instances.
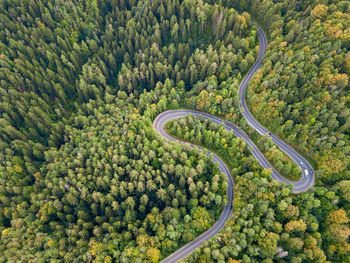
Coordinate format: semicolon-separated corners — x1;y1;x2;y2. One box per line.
326;209;349;225
258;232;279;258
285;219;307;233
338;181;350;202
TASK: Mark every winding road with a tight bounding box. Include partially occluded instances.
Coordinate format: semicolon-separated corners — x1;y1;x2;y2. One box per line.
153;25;315;263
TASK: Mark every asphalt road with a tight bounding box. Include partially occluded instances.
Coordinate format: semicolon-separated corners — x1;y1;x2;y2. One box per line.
153;25;315;263
238;24;314;193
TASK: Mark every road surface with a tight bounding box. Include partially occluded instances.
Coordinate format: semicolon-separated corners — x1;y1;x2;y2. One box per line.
153;25;314;263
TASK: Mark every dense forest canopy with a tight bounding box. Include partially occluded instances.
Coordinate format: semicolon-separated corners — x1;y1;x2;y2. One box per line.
0;0;349;262
241;0;350;185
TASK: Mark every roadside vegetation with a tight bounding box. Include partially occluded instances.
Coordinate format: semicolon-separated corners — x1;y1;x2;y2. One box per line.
0;0;349;262
165;115;349;263
165;115;253;175
251;133;302;181
0;0;254;261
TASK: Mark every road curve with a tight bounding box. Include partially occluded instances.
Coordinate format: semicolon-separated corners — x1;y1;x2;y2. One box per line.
153;25;315;263
238;24;314;192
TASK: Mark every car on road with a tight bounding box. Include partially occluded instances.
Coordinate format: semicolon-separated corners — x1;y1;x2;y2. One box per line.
304;169;309;177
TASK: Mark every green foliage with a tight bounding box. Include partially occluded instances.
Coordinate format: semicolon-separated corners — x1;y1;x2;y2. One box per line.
240;0;350;185
250;133;302;181
0;96;227;261
166;115;255;175
0;0;349;262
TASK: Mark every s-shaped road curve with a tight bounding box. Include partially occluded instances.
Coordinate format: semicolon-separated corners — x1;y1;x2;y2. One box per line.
153;25;315;263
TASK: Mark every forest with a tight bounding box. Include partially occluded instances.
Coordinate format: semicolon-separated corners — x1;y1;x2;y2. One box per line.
0;0;349;262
